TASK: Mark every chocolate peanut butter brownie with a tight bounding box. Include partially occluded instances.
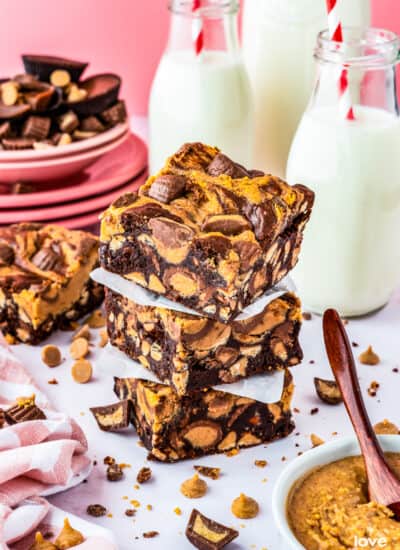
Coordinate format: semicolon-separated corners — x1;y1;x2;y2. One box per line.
105;287;302;394
0;223;103;344
100;142;314;322
112;369;294;462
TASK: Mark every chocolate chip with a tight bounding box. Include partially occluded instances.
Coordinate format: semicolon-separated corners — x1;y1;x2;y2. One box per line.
0;243;14;266
207;153;248;178
243;202;277;241
148;174;187;203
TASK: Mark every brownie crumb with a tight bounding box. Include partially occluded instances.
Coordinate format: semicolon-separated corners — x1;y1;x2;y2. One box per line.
125;509;136;517
368;380;380;397
310;407;319;415
194;465;221;480
107;463;123;481
254;460;267;468
47;378;58;385
87;504;107;517
137;466;152;484
104;455;115;465
143;531;159;539
351;341;359;348
393;368;399;373
302;312;312;321
293;407;300;413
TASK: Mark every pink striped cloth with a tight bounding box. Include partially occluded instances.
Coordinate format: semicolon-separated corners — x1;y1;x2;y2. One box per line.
0;337;91;547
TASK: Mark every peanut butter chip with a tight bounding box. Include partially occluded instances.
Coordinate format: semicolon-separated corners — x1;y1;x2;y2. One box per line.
374;419;400;435
54;518;84;549
72;323;91;341
50;69;71;88
310;433;325;447
71;359;92;384
359;345;380;365
41;345;62;367
69;337;89;360
87;310;106;329
2;81;19;106
231;493;259;519
180;473;208;498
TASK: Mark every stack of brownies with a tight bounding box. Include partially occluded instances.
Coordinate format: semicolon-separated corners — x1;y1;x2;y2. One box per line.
92;142;314;462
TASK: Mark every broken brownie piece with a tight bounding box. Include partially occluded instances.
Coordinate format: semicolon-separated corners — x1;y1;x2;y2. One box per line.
113;369;294;462
105;288;302;394
90;400;131;431
100;142;314;322
0;223;103;344
186;509;239;549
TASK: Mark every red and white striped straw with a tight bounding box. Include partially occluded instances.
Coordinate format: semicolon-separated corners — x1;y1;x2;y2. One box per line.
326;0;355;120
192;0;204;56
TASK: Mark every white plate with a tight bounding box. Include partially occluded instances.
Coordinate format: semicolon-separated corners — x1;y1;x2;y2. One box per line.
272;435;400;550
0;121;129;162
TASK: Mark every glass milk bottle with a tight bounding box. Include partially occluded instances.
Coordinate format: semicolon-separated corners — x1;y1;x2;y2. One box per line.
242;0;370;178
287;28;400;316
149;0;253;173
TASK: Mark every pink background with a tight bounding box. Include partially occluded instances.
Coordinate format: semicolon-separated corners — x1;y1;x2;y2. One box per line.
0;0;397;116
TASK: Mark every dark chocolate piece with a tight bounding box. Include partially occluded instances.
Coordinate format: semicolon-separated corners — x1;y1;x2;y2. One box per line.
67;73;121;116
80;115;105;133
100;142;314;323
0;121;11;139
107;463;123;481
23;85;54;112
105;288;302;395
2;137;34;150
148;174;187;203
86;504;107;517
0;102;31;120
22;54;88;82
314;377;343;405
194;466;221;480
100;100;127;125
5;398;46;424
186;509;239;549
207;152;248;178
112;369;294;462
22;116;51;140
90;400;131;431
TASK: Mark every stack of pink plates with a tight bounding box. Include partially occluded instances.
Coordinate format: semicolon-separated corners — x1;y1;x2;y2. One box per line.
0;131;148;230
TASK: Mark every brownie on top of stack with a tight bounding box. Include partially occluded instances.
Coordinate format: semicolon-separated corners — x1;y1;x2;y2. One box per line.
91;142;314;462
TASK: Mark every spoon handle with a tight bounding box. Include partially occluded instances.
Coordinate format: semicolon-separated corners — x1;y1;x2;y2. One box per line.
323;309;400;505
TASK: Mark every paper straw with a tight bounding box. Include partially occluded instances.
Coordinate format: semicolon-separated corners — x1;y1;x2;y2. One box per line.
192;0;204;56
326;0;355;120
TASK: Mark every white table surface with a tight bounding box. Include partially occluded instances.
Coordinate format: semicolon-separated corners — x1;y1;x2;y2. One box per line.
11;119;400;549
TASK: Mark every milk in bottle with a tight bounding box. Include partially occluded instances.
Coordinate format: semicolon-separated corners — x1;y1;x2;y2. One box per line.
242;0;370;177
149;0;253;173
287;28;400;316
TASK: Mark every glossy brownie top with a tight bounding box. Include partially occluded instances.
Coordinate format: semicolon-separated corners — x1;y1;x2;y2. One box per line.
100;142;314;249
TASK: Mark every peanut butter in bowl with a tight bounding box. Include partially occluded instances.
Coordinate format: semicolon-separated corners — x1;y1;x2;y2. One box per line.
287;453;400;549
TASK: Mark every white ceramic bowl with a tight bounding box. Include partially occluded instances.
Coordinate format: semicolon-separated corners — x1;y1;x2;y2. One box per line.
0;129;129;183
0;121;129;162
272;435;400;550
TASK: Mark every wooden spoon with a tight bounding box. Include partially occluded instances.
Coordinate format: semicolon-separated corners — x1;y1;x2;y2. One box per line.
323;308;400;519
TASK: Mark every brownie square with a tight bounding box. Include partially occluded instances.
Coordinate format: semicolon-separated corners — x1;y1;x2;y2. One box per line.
113;369;294;462
0;223;103;343
105;287;302;395
99;142;314;322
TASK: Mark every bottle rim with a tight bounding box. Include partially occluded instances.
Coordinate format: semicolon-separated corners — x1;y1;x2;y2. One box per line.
315;26;399;68
169;0;239;17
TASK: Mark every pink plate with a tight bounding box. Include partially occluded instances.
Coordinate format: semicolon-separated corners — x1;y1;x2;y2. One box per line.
0;170;147;224
0;133;147;208
0;130;130;183
0;121;129;162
